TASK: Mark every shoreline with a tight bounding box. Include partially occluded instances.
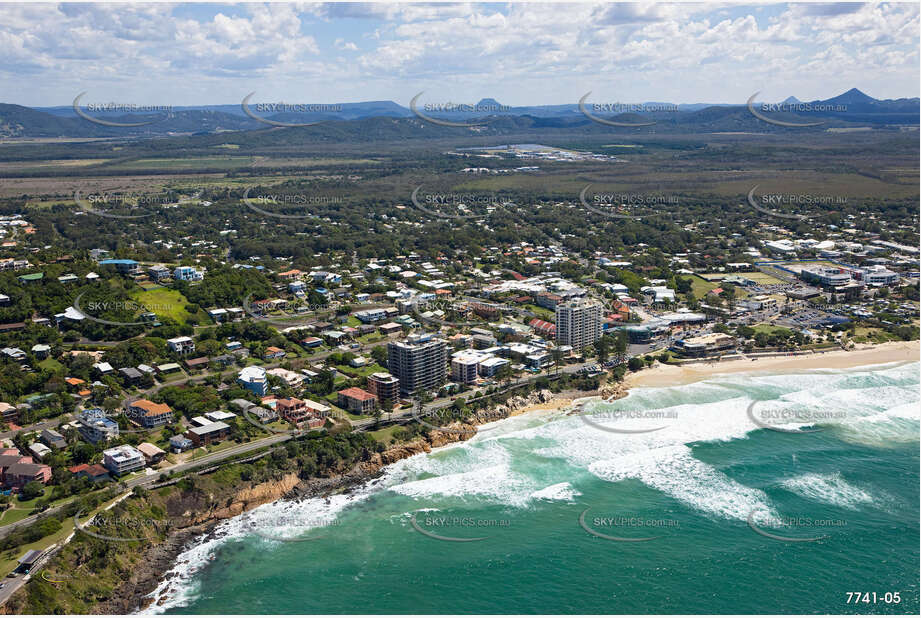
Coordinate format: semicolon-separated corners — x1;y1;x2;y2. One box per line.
79;342;918;614
625;340;920;389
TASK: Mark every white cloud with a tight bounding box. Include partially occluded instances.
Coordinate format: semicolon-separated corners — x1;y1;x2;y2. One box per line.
0;2;916;106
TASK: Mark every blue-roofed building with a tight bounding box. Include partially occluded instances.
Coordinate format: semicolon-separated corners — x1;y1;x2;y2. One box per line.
99;259;140;274
77;408;120;444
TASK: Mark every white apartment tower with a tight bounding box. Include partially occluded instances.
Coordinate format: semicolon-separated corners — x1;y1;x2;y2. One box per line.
556;299;602;350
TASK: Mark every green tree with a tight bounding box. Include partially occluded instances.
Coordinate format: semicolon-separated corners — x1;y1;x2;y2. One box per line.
21;481;45;500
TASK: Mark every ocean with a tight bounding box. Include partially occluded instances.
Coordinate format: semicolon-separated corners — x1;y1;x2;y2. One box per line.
144;361;920;615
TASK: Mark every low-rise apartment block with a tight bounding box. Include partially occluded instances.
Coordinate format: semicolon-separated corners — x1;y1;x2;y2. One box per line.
338;387;378;414
103;445;146;476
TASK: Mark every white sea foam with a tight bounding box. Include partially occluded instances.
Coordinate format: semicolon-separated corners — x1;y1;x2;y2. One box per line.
779;472;875;510
144;361;918;612
589;445;777;521
529;482;581;502
387;462;535;507
140;487;375;614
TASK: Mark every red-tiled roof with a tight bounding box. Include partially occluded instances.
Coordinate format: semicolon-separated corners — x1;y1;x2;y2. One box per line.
338;387;376;401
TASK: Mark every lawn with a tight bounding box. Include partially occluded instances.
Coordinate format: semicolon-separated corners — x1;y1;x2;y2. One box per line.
0;491;125;576
367;424;402;444
335;362;388;378
741;271;786;284
684;274;720;299
523;304;555;321
751;323;794;335
130;288;193;323
38;358;64;372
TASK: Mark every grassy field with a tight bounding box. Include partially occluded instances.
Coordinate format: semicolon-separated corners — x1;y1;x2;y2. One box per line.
523;303;555;321
367;424;402;445
741;271;786;284
685;274;721;299
38;358;64;372
250;157;378;168
130;288;193;323
699;271;784;285
751;324;794;335
105;156;255;171
335;362;388;378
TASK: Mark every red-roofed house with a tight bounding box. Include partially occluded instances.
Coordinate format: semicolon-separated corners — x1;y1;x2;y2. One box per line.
528;318;556;339
337;387;378;414
69;463;111;482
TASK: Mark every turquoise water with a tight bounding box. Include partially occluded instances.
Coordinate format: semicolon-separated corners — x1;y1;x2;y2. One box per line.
148;362;919;614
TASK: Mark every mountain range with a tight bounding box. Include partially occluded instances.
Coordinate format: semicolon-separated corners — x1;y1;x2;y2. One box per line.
0;88;916;138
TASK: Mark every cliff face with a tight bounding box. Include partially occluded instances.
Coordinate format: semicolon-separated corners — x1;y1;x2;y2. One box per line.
183;473;302;523
36;387;571;614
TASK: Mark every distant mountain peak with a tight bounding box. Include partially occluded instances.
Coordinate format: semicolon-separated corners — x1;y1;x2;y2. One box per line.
825;88;876;104
782;96;801;104
476;98;503;108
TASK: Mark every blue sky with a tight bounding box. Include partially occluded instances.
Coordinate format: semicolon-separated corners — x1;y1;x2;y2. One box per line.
1;2;918;107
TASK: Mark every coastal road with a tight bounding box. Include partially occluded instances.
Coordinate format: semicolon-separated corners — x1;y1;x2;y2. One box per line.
0;433;292;541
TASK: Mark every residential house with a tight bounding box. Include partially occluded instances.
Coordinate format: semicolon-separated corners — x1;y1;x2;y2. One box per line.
263;346;286;360
137;442;166;464
267;367;303;388
173;265;204;281
187;421;230;446
126;399;173;428
119;366;143;384
76;408;120;444
148;264;171;281
238;366;268;396
28;443;51;460
337;388;378;414
0;401;18;424
167;336;196;355
169;435;193;453
40;428;67;449
69;463;110;482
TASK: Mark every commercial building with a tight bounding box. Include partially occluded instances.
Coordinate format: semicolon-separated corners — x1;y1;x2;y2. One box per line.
556;299;602;350
671;333;737;357
859;265;900;286
387;334;448;395
747;295;779;311
800;267;852;288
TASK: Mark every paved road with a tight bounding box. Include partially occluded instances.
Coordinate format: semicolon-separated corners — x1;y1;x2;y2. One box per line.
0;355;599;610
0;432;293;541
0;415;74;441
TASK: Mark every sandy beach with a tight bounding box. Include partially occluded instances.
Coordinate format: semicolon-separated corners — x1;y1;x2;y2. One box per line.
626;340;920;389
